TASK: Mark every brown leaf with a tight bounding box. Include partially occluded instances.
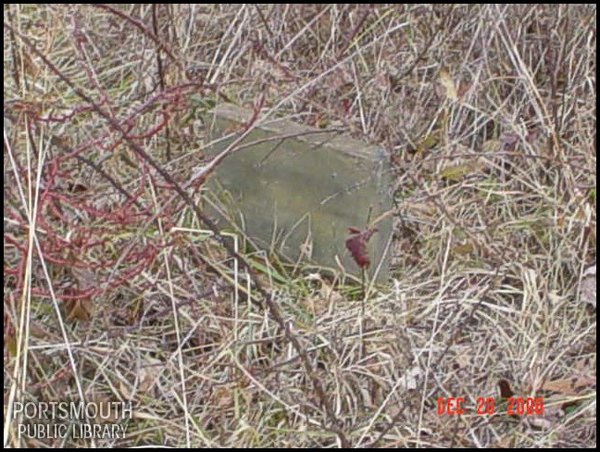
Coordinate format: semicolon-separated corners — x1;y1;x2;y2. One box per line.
63;298;94;322
498;379;514;398
541;375;596;396
346;226;378;269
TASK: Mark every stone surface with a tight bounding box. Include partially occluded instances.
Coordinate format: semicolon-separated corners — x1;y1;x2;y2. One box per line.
203;103;393;280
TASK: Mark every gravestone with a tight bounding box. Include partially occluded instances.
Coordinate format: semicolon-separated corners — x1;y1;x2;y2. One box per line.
203;103;393;281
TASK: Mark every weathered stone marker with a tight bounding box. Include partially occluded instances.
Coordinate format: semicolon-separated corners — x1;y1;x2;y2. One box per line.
203;103;393;280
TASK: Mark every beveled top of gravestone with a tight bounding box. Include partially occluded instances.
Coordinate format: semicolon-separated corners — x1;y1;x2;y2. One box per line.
204;103;393;281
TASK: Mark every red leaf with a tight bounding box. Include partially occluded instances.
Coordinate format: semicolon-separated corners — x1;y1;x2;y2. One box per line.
346;226;378;269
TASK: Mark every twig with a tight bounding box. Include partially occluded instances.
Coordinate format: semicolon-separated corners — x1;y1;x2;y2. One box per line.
6;23;350;447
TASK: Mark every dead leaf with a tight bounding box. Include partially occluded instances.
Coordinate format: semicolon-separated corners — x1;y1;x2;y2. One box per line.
452;243;474;256
540;375;596;396
526;416;553;430
454;352;471;369
580;265;596;308
346;226;378;269
6;337;17;358
439;162;480;182
416;134;440;154
439;68;457;101
138;358;162;394
212;385;235;410
63;298;94;322
498;379;514;398
481;139;502;153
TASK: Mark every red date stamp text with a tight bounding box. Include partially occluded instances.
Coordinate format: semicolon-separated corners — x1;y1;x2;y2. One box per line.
437;397;545;416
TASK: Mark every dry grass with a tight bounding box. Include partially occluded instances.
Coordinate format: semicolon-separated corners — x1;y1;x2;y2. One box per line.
4;4;596;448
